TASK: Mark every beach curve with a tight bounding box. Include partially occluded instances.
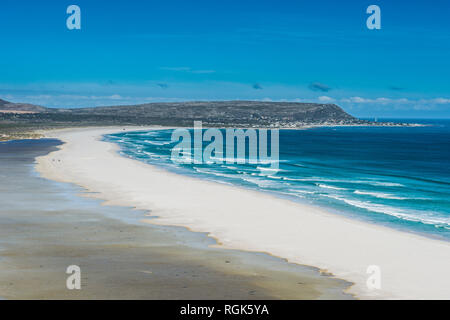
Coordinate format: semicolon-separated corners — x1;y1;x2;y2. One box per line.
35;127;450;299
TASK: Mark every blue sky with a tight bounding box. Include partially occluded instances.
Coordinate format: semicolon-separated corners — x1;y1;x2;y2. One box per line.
0;0;449;117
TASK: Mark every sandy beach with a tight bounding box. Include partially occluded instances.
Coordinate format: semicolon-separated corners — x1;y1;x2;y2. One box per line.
35;127;450;299
0;137;350;299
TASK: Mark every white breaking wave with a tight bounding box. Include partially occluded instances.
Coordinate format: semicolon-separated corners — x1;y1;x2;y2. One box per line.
324;194;450;229
139;131;161;137
143;140;172;146
257;166;282;172
240;176;280;188
193;168;236;179
316;183;347;191
277;191;305;198
222;166;239;170
280;176;405;188
354;190;407;200
288;188;316;195
268;175;284;180
143;151;169;160
366;181;405;187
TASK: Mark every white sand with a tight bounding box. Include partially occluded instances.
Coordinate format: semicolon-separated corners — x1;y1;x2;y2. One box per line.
36;127;450;299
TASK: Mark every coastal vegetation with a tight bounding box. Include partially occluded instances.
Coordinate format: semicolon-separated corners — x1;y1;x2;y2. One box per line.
0;99;408;141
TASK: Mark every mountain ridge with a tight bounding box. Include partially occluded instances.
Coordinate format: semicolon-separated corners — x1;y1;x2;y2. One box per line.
0;98;417;141
0;99;364;127
0;99;48;113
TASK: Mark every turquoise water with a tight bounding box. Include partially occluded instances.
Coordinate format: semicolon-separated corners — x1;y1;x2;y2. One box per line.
105;119;450;240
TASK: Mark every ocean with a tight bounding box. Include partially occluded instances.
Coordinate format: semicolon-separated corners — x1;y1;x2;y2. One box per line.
105;119;450;240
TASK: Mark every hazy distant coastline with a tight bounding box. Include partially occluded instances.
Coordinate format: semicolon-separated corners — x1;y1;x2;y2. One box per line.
0;99;421;141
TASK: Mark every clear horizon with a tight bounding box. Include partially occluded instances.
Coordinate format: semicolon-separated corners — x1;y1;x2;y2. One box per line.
1;0;449;118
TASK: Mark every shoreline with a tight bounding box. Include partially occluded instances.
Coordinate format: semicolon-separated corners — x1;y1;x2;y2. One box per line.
0;137;351;299
36;126;450;299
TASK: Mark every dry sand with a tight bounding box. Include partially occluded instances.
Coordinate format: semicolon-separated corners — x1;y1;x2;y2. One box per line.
0;137;350;299
36;127;450;299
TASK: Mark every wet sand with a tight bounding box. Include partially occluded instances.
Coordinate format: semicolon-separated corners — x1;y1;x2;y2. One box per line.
0;138;351;299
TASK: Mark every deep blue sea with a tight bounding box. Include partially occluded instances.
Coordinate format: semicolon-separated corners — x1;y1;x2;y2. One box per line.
105;119;450;240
